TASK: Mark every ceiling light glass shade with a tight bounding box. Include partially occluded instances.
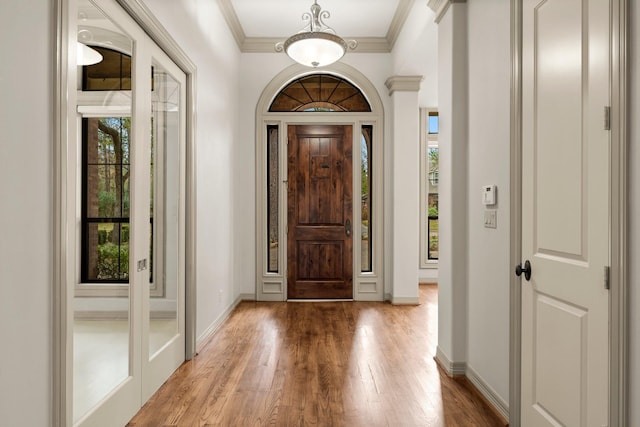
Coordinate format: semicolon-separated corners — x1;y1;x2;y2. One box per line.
284;32;347;68
77;42;103;66
276;1;356;68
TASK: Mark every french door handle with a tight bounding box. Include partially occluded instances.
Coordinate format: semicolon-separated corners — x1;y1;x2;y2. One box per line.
345;219;351;237
515;260;532;281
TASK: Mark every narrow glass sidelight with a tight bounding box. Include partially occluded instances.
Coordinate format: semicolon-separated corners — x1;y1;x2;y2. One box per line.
267;125;279;273
361;126;372;272
427;146;439;260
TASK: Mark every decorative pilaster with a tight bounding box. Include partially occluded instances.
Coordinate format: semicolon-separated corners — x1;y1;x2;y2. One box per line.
386;75;423;305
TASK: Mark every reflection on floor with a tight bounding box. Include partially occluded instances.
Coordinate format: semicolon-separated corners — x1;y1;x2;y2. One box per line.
73;318;177;422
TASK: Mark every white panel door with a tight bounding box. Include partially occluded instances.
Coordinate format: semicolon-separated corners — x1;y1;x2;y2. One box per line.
521;0;610;426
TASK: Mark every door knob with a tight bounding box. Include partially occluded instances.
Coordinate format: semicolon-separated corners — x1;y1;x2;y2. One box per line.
345;219;351;237
515;260;532;281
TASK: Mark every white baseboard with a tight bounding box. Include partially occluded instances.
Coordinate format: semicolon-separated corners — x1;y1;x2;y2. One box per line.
435;346;509;422
466;365;509;421
435;346;467;375
391;296;420;305
195;295;245;353
239;293;256;301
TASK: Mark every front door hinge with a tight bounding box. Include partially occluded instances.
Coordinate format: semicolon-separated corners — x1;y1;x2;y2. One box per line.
604;106;611;131
604;265;610;290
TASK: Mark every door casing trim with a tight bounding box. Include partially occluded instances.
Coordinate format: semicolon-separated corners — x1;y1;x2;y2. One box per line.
255;63;385;302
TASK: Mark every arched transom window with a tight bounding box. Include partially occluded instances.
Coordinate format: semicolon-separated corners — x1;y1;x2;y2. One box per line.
269;74;371;112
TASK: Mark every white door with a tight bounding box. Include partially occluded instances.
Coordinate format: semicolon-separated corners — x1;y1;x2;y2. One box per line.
520;0;610;426
70;0;186;425
142;42;187;401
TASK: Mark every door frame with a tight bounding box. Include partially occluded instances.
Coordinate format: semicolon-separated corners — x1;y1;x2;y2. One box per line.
509;0;629;425
255;64;385;302
53;0;198;424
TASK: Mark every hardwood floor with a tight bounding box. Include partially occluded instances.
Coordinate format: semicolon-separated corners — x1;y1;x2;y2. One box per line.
128;284;507;426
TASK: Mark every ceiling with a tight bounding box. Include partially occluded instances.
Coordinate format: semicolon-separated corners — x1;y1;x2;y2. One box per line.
219;0;415;53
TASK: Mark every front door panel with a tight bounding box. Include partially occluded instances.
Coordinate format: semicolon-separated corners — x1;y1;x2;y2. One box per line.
287;125;353;299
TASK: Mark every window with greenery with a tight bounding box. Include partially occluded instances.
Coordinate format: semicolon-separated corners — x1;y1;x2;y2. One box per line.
361;126;373;272
82;117;131;282
421;109;439;267
427;148;439;261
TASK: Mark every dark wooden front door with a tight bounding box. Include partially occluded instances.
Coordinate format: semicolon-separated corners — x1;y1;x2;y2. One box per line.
287;125;353;299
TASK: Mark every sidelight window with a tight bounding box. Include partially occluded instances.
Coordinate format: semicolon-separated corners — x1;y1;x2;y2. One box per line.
420;108;439;267
267;125;279;273
361;126;373;272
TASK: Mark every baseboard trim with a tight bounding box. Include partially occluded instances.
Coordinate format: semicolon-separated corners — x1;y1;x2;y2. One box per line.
435;346;467;375
466;365;510;424
195;294;244;353
239;293;256;301
391;296;420;305
434;347;509;426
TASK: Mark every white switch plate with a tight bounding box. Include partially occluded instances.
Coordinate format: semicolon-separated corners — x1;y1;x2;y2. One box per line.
484;210;497;229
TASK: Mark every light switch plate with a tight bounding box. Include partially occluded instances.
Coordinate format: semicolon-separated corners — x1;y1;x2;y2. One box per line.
484;210;497;229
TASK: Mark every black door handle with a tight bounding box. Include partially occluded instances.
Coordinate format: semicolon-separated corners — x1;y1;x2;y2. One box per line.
345;219;351;237
515;260;532;281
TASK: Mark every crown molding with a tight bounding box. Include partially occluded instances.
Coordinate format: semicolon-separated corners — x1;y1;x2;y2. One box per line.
386;0;413;50
217;0;245;48
384;75;424;95
218;0;410;54
242;36;391;54
427;0;466;23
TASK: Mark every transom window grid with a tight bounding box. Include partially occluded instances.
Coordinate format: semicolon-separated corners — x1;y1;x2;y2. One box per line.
269;74;371;112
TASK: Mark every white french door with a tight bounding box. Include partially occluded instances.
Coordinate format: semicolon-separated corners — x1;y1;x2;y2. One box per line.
142;42;187;401
68;0;186;425
520;0;611;425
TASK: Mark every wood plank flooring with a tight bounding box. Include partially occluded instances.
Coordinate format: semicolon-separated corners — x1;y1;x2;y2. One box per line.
128;284;507;426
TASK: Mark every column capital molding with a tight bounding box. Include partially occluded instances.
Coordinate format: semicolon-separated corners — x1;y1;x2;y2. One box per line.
427;0;466;23
385;76;424;96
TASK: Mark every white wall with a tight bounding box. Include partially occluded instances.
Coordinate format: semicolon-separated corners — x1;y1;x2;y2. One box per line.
629;0;640;423
436;1;469;368
391;1;440;284
432;0;511;411
0;0;53;425
141;0;241;343
465;0;511;404
392;0;439;108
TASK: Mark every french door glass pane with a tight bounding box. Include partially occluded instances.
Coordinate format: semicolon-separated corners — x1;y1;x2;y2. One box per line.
74;0;132;422
149;60;180;357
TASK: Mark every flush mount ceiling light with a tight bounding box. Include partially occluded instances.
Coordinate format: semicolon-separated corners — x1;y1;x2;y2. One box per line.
275;0;357;68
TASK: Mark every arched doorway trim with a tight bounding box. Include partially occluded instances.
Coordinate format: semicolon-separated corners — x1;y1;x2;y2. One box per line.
255;63;385;301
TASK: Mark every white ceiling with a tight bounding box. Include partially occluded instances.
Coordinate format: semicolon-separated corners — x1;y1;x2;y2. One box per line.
231;0;402;38
220;0;414;52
